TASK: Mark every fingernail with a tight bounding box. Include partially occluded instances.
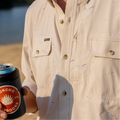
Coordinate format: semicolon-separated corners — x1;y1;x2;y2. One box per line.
1;113;6;118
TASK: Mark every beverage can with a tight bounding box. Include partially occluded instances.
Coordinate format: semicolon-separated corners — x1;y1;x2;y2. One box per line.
0;63;26;119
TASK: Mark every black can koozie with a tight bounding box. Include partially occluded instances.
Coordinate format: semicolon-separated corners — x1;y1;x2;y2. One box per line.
0;63;26;119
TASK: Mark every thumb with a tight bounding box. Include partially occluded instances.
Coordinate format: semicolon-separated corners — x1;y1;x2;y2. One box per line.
22;86;30;96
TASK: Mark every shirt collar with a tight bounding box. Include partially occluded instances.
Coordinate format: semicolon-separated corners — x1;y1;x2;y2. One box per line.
47;0;55;8
47;0;90;8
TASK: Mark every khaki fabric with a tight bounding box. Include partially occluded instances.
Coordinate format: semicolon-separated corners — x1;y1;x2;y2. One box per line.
21;0;120;119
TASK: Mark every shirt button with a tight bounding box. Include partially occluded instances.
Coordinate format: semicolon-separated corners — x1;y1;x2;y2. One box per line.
60;20;64;24
63;55;68;59
62;91;67;96
36;50;39;54
109;50;114;55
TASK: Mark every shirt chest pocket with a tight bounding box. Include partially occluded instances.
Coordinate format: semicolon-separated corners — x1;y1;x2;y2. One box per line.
88;38;120;100
32;39;54;88
33;40;52;58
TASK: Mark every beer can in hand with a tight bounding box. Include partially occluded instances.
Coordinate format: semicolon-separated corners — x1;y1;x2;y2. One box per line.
0;63;26;119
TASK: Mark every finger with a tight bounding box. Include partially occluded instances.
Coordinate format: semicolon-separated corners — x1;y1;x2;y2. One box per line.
0;104;2;110
0;110;7;119
22;86;30;96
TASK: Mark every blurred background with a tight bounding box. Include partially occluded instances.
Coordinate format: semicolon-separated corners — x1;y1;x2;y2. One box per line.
0;1;38;119
0;0;34;44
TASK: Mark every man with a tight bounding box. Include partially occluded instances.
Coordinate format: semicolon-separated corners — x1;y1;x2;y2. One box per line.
0;0;119;119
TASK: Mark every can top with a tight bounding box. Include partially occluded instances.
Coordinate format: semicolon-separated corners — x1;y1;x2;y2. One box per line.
0;63;15;75
0;63;20;83
0;63;13;71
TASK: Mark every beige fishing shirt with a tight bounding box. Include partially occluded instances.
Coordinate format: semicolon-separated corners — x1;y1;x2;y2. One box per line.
22;0;120;119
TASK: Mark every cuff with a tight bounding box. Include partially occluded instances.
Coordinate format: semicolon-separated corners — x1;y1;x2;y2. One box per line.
22;81;37;96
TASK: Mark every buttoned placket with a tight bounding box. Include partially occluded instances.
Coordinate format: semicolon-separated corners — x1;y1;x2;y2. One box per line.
52;0;65;42
53;0;78;119
47;0;89;119
51;1;69;119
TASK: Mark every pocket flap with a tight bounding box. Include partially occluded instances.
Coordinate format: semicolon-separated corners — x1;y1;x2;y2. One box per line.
33;41;52;57
89;40;120;59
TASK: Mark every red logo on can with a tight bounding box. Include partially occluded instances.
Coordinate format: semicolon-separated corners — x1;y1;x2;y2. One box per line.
0;85;21;114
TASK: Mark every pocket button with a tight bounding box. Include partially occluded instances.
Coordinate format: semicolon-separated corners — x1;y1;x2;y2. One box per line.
36;50;39;54
109;50;114;55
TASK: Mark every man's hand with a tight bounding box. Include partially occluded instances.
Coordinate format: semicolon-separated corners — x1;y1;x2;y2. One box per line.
0;86;38;120
23;86;38;113
0;103;7;120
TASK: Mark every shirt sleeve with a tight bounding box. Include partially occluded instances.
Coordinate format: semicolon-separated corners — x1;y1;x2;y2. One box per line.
21;7;37;96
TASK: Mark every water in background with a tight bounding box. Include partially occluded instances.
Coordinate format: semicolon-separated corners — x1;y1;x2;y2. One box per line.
0;6;29;45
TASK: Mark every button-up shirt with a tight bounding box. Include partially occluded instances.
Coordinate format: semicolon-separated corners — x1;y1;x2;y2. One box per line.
21;0;120;119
